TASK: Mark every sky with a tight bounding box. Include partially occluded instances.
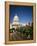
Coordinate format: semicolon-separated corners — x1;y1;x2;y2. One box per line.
10;5;33;24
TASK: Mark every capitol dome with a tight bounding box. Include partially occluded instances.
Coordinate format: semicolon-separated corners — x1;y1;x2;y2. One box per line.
12;14;20;25
13;14;19;22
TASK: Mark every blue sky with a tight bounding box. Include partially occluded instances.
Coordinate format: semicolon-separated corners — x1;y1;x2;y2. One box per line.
10;5;33;24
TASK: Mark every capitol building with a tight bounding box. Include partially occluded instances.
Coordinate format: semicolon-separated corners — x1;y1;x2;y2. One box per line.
12;14;21;29
10;14;29;30
10;14;21;29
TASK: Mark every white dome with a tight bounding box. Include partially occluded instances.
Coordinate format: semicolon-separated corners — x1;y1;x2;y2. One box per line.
12;14;20;25
13;14;19;22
